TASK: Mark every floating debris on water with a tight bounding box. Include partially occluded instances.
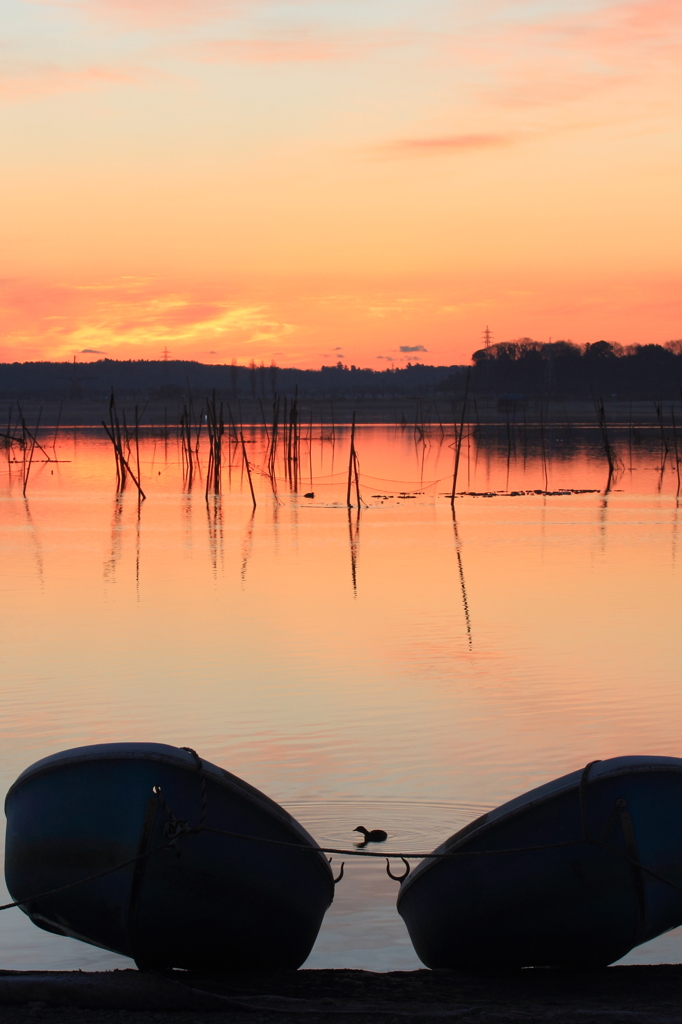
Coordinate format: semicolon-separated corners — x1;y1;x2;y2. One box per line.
453;488;601;498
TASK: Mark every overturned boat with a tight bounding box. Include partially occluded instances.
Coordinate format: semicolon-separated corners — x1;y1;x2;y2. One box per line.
397;756;682;969
5;743;335;970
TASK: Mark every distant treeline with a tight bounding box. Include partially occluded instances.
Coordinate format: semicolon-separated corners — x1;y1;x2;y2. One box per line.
471;339;682;399
4;340;682;404
0;359;465;402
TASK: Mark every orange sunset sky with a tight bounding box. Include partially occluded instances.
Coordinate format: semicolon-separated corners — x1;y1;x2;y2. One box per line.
1;0;681;368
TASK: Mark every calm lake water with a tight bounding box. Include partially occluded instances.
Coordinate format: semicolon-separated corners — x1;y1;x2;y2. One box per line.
1;423;682;969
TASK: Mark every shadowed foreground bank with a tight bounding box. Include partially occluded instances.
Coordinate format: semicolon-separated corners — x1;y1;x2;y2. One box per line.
0;967;681;1022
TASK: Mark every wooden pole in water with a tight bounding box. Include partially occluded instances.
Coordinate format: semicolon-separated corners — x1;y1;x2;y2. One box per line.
434;400;445;439
353;445;361;508
269;395;279;480
259;397;270;442
672;406;681;496
593;395;618;492
655;401;669;470
347;412;356;508
539;405;549;492
240;430;257;509
450;369;470;508
134;404;142;498
22;408;41;496
205;398;213;498
108;392;120;488
51;401;63;450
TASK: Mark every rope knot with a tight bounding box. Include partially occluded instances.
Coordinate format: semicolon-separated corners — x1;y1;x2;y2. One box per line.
164;817;190;845
152;784;191;855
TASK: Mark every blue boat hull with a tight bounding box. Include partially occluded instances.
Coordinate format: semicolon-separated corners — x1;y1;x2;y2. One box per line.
397;756;682;969
5;744;334;970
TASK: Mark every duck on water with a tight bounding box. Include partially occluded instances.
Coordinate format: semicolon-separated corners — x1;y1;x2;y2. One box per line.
353;826;388;846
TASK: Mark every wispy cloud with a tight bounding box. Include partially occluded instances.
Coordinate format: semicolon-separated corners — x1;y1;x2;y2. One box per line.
59;0;236;27
0;63;136;101
194;38;353;64
191;29;409;64
378;133;512;157
479;0;682;113
0;277;298;362
535;0;682;52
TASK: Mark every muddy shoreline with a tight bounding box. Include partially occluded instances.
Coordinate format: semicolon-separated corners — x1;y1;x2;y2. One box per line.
0;966;681;1022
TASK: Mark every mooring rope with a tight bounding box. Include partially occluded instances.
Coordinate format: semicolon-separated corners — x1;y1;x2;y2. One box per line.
4;758;682;911
197;825;587;860
0;842;171;912
4;826;682;914
180;747;207;828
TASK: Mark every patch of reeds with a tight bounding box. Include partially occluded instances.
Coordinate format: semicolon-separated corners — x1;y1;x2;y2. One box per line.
204;391;225;497
102;391;146;499
19;405;41;496
265;396;281;500
178;404;196;484
15;403;60;494
285;392;301;490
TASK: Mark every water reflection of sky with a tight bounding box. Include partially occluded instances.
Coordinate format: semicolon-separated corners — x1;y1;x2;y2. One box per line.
1;427;681;969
